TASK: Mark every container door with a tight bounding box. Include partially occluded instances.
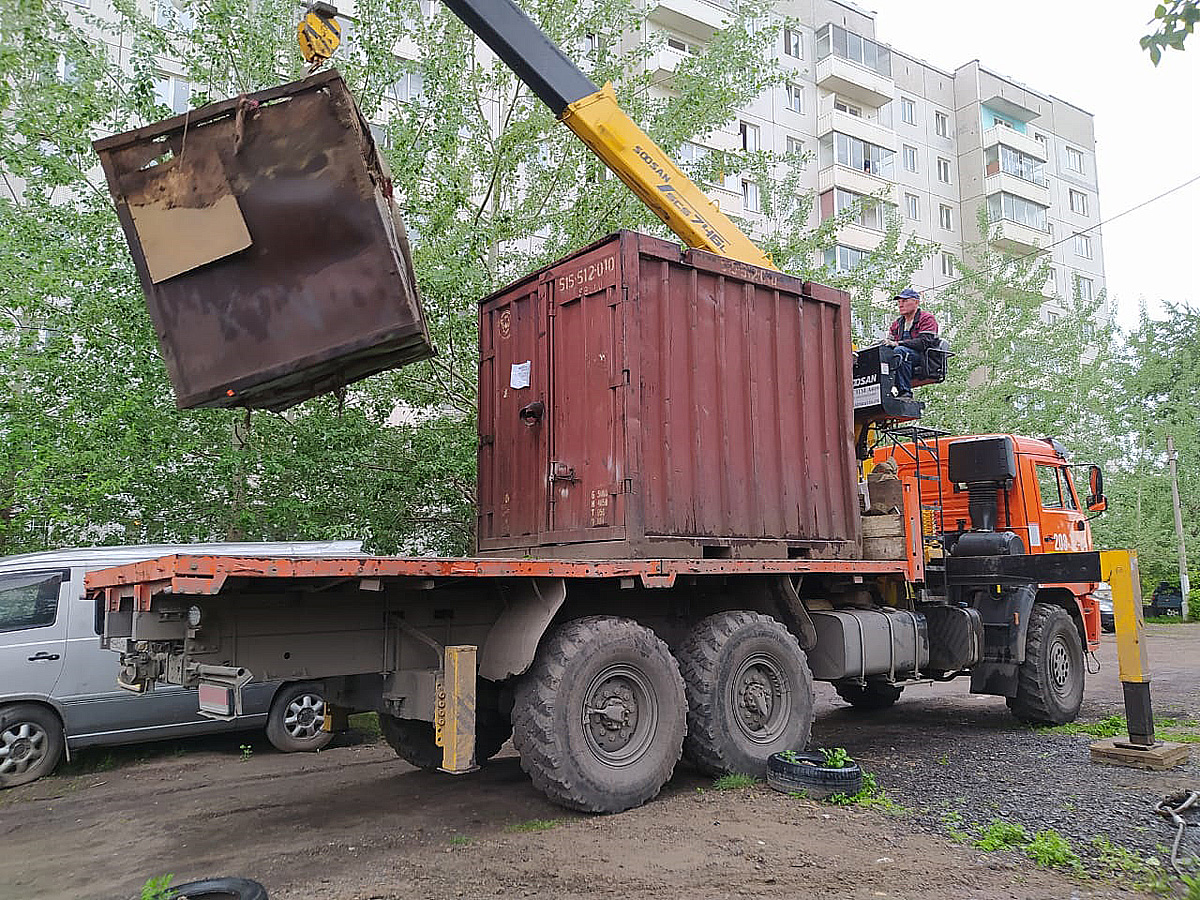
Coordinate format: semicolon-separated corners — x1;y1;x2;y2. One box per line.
477;282;549;546
545;247;627;542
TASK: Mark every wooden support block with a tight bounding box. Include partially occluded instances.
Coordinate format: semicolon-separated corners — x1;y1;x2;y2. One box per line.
1090;738;1190;771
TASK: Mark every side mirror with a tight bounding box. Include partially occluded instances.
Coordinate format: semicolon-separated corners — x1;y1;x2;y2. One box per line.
1086;464;1107;512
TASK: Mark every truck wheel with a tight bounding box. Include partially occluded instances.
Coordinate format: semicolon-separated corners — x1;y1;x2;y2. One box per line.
265;683;334;753
511;616;686;813
834;680;903;710
0;703;64;788
675;611;814;776
1007;603;1085;725
381;681;513;770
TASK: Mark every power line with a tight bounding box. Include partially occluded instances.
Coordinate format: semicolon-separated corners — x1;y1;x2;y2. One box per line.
915;171;1200;297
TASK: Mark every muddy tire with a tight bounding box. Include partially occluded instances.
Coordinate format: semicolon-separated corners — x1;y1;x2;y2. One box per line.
171;877;269;900
1007;603;1085;725
511;616;686;813
834;680;904;710
0;703;64;788
265;682;334;753
381;681;512;770
675;611;814;777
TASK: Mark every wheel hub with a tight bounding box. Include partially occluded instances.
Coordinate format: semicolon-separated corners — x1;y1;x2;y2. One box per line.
0;723;47;775
731;653;790;744
285;694;325;740
582;664;657;767
1049;637;1072;691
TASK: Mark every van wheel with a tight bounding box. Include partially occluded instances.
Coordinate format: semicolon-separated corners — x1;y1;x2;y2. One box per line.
0;703;64;788
676;611;814;776
1007;604;1085;725
265;683;334;753
512;616;686;813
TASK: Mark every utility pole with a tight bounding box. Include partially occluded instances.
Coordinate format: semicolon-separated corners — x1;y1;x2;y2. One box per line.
1167;435;1190;619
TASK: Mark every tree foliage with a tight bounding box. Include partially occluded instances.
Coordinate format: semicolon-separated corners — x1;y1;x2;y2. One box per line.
1142;1;1198;65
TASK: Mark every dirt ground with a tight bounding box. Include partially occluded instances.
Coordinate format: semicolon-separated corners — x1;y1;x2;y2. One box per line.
2;625;1197;900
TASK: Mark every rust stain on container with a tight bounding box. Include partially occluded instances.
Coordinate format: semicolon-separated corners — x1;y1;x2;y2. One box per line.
476;231;860;559
93;70;432;411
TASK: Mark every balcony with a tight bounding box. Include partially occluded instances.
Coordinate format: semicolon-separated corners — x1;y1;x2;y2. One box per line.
985;171;1050;207
649;0;729;35
990;219;1050;254
982;125;1047;161
815;55;894;109
838;223;885;252
649;45;690;79
818;165;897;203
817;110;896;152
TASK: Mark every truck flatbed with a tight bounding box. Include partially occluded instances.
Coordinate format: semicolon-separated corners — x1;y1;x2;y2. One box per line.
87;553;919;610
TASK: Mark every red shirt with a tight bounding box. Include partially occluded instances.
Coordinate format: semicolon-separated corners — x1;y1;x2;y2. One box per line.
888;308;939;348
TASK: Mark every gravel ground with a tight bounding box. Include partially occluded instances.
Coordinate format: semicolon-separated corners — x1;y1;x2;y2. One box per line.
812;624;1200;886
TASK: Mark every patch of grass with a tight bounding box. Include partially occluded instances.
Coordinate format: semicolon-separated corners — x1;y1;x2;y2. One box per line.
1039;715;1200;743
348;712;382;740
819;747;853;769
1027;830;1081;871
1183;874;1200;900
239;743;253;762
826;772;905;814
1090;838;1174;894
506;819;559;833
57;751;119;777
1144;615;1188;625
974;818;1029;851
447;835;472;847
712;773;759;791
140;874;175;900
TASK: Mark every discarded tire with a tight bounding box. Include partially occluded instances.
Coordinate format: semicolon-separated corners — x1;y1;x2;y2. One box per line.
172;877;269;900
766;751;863;799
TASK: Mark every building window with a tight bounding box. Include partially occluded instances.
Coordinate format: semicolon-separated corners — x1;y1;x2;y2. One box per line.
783;27;802;58
153;74;191;114
904;193;919;220
666;34;700;55
1066;145;1085;173
937;157;951;184
678;141;708;164
742;180;760;212
740;121;759;152
829;187;888;231
820;132;895;178
902;144;918;173
993;117;1012;130
1034;132;1048;146
940;252;955;277
934;111;949;138
369;123;391;149
985;144;1047;186
938;204;952;231
1046;267;1057;292
786;84;803;114
900;97;916;125
824;244;868;274
786;136;804;156
1075;275;1094;301
1074;233;1093;259
1069;189;1088;215
387;68;424;103
815;23;891;77
834;97;862;117
988;192;1049;232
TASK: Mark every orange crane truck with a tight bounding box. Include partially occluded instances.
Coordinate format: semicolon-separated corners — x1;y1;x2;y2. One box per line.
87;0;1155;813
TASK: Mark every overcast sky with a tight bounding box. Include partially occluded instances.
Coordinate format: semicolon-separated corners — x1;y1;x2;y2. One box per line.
868;0;1199;329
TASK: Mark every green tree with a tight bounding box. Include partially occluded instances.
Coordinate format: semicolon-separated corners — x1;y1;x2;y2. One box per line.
1142;1;1198;64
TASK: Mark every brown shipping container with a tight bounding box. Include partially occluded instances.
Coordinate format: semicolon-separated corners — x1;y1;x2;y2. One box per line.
93;70;432;411
477;231;861;559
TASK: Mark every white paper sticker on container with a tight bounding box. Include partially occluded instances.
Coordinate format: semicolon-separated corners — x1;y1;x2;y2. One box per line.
510;360;531;390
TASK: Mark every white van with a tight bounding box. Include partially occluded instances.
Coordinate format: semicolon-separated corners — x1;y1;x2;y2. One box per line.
0;540;363;787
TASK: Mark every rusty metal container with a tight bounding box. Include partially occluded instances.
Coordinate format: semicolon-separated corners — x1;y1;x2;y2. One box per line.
476;231;860;559
93;70;432;411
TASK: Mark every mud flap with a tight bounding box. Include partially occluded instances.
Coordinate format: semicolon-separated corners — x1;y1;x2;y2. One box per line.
969;584;1036;697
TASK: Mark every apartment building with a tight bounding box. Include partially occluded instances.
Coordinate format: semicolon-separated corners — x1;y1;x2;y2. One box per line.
639;0;1106;317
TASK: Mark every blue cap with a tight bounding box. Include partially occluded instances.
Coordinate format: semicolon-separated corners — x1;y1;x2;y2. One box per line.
895;288;920;300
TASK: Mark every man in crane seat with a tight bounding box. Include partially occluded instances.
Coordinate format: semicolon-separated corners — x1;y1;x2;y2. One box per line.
883;287;940;399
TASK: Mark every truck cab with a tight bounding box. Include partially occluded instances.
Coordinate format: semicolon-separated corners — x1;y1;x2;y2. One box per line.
873;434;1104;650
